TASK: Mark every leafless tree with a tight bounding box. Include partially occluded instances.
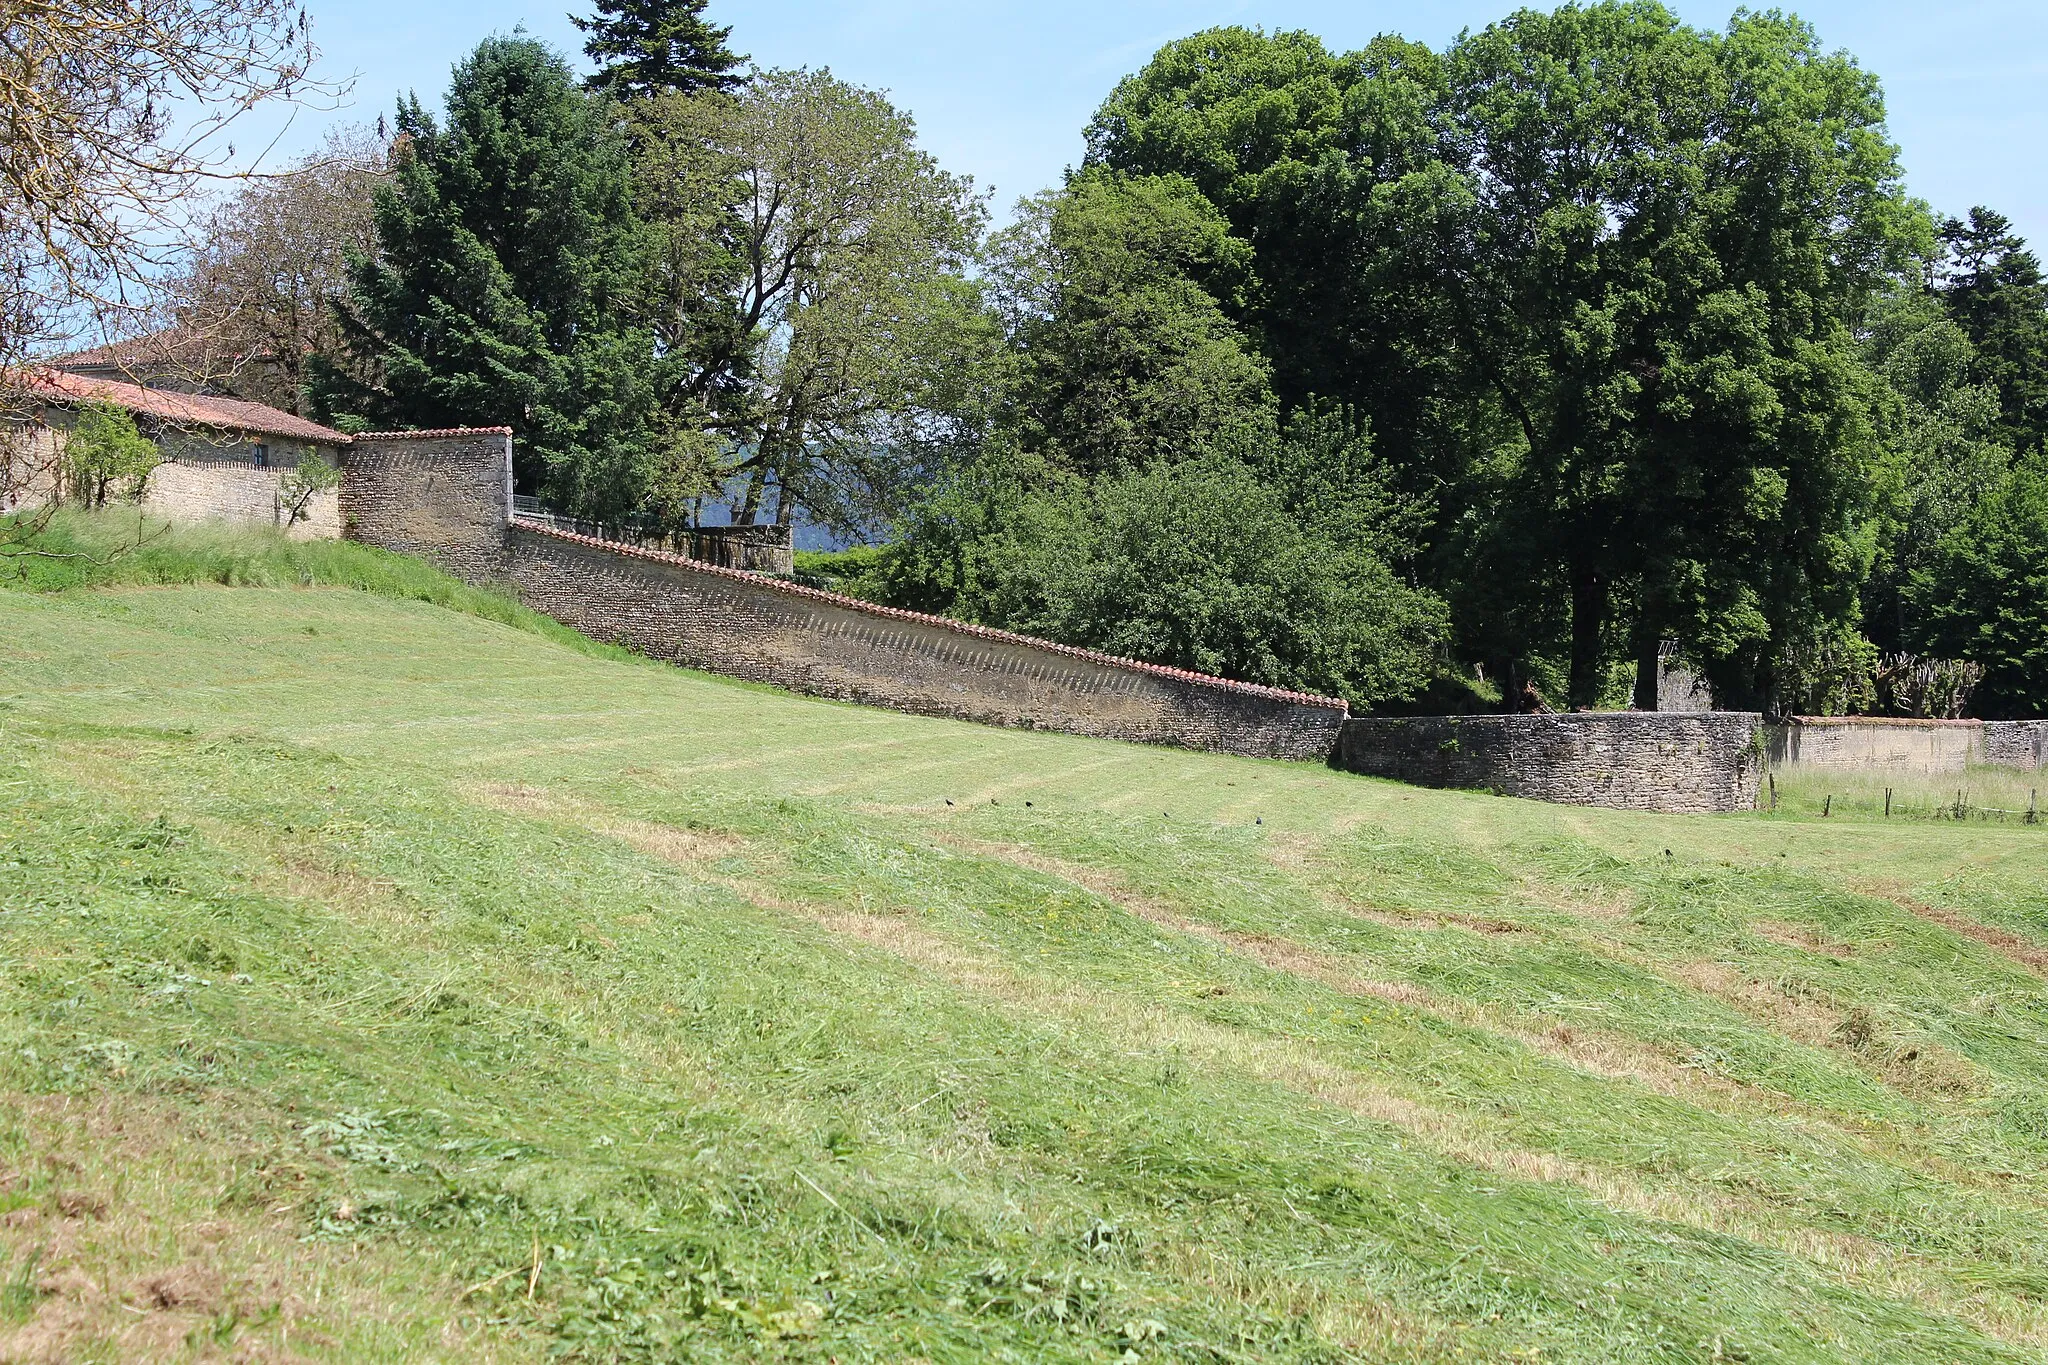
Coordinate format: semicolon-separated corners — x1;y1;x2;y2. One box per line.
0;0;334;543
161;124;386;413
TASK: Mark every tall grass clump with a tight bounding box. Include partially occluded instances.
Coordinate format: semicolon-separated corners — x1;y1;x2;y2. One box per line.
0;507;633;661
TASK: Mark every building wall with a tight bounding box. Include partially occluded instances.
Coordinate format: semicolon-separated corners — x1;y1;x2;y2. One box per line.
337;427;1345;761
3;409;341;537
143;432;341;539
0;420;63;510
1335;712;1766;813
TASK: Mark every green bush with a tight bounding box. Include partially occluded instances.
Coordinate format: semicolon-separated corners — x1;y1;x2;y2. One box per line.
880;446;1446;706
63;401;159;508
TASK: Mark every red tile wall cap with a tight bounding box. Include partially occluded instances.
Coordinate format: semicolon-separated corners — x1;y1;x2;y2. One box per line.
351;426;514;440
514;519;1350;712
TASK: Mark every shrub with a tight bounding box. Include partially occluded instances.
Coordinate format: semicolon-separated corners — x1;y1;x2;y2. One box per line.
64;401;159;507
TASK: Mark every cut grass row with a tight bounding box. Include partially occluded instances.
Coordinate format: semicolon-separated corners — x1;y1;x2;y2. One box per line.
2;519;2045;1361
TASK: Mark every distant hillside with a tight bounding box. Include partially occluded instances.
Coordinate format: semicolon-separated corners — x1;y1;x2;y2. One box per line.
2;535;2047;1362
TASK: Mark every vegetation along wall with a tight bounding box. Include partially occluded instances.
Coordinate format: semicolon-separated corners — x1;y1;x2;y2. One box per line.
340;429;1347;761
1334;713;1767;813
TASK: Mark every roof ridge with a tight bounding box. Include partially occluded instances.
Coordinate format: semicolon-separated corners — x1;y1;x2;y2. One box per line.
513;519;1350;712
16;366;348;446
351;426;514;440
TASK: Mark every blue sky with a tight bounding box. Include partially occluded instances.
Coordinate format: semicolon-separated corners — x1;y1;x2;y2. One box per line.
276;0;2048;244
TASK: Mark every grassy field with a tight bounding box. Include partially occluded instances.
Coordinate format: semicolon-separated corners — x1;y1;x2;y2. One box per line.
3;522;2048;1362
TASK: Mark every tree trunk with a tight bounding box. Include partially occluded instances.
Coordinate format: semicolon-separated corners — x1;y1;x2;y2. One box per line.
737;464;768;525
1632;636;1660;711
1568;565;1607;710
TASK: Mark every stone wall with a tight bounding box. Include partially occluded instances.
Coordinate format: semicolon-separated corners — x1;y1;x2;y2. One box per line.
503;525;1345;759
339;428;1345;760
339;428;513;582
144;434;341;539
1984;722;2048;771
1769;717;2046;774
1334;712;1765;812
3;411;342;537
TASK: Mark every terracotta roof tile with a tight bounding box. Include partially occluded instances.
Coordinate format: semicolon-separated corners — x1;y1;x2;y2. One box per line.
20;368;347;446
352;426;513;439
515;519;1351;712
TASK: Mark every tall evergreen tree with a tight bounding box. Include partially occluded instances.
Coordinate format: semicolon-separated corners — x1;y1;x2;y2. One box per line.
574;0;744;100
1938;208;2048;454
311;37;668;521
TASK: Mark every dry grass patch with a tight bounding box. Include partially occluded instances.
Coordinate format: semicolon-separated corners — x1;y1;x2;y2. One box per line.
0;1093;515;1365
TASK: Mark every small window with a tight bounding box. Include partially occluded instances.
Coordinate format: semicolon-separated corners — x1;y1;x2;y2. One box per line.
251;443;269;469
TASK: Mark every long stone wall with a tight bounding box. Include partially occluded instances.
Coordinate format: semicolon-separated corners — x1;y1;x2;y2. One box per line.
1769;717;2046;774
341;428;2047;802
340;427;1346;761
505;526;1344;758
1334;713;1765;812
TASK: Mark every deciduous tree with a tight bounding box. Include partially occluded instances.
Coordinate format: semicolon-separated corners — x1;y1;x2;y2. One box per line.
165;126;386;414
666;68;990;535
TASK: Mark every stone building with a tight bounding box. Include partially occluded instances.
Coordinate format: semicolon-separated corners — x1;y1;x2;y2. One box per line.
4;368;350;538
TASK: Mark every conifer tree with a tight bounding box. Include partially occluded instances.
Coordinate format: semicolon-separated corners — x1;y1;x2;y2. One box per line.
1939;208;2048;454
574;0;744;100
311;36;666;521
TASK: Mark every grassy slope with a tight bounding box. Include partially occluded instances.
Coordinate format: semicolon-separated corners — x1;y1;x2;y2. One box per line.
1;532;2047;1361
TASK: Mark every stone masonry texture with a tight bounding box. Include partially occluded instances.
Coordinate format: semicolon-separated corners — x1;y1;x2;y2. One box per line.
1769;717;2047;775
143;436;341;539
1983;722;2048;771
504;526;1345;759
1334;712;1766;812
339;429;513;583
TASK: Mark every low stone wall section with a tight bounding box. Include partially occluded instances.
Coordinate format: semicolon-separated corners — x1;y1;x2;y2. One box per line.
1983;722;2048;771
1768;717;2045;774
502;524;1345;759
1335;713;1765;813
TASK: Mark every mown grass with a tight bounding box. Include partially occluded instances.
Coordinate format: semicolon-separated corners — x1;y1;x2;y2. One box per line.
1;508;633;663
1;527;2046;1361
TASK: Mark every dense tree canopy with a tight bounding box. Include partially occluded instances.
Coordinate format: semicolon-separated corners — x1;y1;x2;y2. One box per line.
1083;3;1926;711
310;37;666;519
1906;458;2048;718
213;0;2048;718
